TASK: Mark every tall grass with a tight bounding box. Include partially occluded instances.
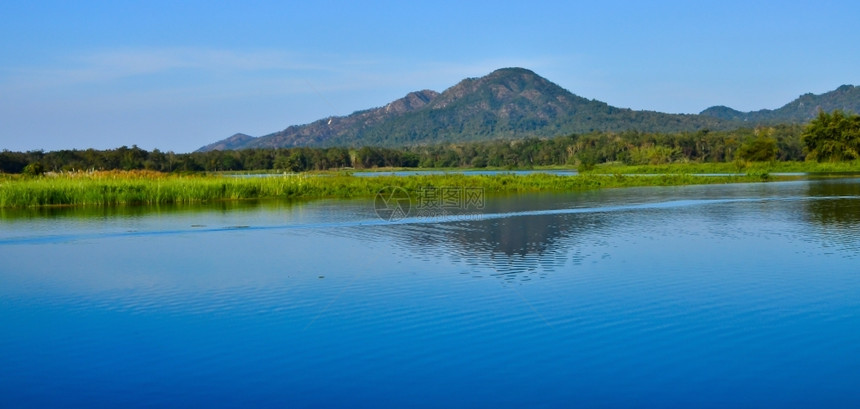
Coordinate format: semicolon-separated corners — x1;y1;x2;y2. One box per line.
0;170;765;208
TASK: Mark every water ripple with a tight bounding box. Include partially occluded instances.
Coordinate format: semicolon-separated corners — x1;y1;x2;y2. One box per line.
5;195;857;247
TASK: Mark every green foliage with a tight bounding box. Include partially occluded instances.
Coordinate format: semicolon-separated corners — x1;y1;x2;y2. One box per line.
22;162;44;176
576;150;597;172
0;124;822;176
0;150;29;173
737;131;778;162
353;146;417;169
590;160;860;175
801;109;860;161
0;170;765;208
627;145;681;165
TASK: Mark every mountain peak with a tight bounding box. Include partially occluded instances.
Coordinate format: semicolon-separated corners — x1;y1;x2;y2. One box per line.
488;67;538;76
197;69;860;152
196;133;255;152
426;67;585;113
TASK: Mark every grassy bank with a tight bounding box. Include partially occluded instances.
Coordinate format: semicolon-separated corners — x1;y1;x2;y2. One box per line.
584;160;860;175
0;170;769;208
340;160;860;175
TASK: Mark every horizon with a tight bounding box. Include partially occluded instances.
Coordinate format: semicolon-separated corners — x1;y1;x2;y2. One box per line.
2;1;859;153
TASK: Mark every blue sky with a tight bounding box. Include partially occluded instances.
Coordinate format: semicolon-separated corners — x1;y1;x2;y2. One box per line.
2;0;859;152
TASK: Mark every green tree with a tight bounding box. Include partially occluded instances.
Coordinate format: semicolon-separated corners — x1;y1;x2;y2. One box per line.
801;110;860;161
737;131;778;162
22;162;45;176
0;150;29;173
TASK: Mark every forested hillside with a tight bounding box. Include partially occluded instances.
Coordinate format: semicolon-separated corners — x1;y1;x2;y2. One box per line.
198;68;859;151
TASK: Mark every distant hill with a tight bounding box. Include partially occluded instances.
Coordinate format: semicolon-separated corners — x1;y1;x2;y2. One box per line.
237;89;440;149
699;85;860;123
197;133;256;152
197;68;857;151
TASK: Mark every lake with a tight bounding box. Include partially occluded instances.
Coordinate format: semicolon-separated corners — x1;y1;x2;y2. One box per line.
1;178;859;408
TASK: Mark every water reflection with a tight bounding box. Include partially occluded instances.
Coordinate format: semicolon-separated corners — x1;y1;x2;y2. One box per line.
386;215;580;280
378;178;860;280
0;199;300;221
5;178;860;280
803;179;860;226
0;198;374;244
375;192;622;281
801;179;860;256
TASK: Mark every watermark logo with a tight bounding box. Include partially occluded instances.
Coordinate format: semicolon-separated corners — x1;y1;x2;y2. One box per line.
374;186;412;222
414;187;485;218
375;186;485;222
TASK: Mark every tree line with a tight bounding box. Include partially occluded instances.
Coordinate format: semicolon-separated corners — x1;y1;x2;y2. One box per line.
2;110;858;175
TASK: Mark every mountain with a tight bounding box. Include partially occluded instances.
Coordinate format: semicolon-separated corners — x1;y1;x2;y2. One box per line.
197;69;857;151
236;89;440;149
700;85;860;123
196;133;256;152
354;68;727;146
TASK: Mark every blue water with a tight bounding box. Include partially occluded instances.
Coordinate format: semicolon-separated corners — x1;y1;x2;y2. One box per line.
2;179;860;408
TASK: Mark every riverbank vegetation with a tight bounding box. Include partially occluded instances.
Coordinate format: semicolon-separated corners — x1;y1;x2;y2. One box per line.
1;170;765;208
3;110;860;208
585;160;860;175
3;127;797;173
2;110;859;175
801;109;860;161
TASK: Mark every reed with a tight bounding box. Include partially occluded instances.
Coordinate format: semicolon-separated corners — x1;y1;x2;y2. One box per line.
0;170;767;208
